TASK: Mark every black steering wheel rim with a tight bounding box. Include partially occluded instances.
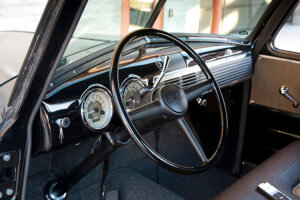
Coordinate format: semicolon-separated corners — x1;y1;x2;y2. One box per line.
110;28;228;174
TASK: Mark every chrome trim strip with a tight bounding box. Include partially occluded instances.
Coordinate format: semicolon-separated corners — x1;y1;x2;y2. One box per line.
266;128;300;139
153;52;252;89
206;53;247;67
153;65;201;83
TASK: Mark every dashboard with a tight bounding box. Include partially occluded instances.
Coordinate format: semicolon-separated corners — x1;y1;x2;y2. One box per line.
35;39;253;154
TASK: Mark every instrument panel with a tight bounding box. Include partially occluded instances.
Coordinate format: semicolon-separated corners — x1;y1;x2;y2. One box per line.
80;84;113;131
79;76;147;131
121;75;146;111
39;42;252;154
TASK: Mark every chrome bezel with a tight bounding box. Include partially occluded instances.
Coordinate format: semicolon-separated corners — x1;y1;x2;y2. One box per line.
80;84;113;132
120;75;146;108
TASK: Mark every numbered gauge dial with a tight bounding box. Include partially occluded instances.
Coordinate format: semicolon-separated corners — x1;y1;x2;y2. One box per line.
80;85;113;131
121;76;145;110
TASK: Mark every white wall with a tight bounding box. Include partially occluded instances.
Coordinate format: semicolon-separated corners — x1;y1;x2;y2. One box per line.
0;0;47;32
163;0;201;33
73;0;122;39
292;3;300;25
162;0;271;35
0;0;122;39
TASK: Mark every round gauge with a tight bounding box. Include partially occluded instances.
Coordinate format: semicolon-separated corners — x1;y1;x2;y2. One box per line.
80;85;113;131
121;76;145;110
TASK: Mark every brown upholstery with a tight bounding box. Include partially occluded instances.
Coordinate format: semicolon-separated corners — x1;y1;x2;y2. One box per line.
250;55;300;114
214;140;300;200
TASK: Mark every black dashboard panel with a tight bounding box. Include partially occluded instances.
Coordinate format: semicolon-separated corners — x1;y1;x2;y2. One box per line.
36;41;253;153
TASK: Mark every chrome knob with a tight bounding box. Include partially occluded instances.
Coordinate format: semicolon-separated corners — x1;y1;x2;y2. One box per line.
196;97;207;107
2;153;11;162
6;188;13;196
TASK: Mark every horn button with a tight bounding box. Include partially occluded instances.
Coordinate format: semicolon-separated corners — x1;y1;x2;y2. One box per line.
159;85;188;115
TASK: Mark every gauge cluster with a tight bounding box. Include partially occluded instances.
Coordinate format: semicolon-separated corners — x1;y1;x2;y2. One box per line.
80;84;113;131
79;76;146;131
121;75;146;111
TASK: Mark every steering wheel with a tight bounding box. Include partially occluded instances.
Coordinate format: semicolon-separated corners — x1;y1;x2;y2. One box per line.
110;29;228;174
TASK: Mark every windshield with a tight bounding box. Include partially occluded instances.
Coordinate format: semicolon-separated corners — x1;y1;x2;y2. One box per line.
57;0;156;72
58;0;272;72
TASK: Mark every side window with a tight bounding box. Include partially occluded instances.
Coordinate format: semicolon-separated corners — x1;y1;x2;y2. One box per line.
273;3;300;53
0;1;47;112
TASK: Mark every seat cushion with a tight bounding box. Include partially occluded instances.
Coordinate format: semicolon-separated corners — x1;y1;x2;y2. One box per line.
213;140;300;200
104;168;185;200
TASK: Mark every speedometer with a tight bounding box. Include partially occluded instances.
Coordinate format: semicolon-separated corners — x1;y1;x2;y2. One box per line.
121;75;145;110
80;84;113;131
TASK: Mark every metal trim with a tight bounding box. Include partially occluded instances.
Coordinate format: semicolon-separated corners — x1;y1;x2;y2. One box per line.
152;52;251;89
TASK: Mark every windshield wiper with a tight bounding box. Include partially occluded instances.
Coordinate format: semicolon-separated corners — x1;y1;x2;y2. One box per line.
71;36;116;42
63;40;115;58
56;40;116;71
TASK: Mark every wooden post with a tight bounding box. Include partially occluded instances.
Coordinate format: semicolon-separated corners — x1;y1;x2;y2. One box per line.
210;0;222;34
152;0;164;29
121;0;130;37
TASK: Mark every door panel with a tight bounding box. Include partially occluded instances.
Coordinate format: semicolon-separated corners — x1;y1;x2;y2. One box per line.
250;55;300;114
245;54;300;165
243;0;300;167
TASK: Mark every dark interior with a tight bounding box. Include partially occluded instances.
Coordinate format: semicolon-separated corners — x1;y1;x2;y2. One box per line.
0;0;299;200
23;35;299;199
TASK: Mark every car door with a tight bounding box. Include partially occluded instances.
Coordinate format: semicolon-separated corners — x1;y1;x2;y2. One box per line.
0;1;86;199
245;1;300;164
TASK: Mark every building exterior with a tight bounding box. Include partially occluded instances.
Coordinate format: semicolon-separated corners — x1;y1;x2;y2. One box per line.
0;0;271;39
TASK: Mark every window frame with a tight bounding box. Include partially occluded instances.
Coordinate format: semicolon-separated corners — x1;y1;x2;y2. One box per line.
267;2;300;61
245;0;280;41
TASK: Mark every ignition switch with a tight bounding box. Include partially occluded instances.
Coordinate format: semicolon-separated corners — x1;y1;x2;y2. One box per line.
56;117;71;144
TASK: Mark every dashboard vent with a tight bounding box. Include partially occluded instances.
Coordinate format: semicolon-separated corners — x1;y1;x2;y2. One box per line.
182;73;198;89
156;52;252;91
161;70;203;90
164;77;180;85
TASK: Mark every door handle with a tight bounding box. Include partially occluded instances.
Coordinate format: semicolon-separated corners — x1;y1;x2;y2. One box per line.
279;86;299;108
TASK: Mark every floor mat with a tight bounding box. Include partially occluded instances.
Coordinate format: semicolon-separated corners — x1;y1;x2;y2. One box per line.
26;118;237;200
26;170;102;200
158;167;237;200
26;138;103;200
26;171;56;200
156;121;237;200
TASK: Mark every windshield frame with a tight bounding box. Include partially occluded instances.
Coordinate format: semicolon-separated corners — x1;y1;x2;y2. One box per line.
53;0;165;78
50;0;276;91
246;0;279;41
49;33;250;91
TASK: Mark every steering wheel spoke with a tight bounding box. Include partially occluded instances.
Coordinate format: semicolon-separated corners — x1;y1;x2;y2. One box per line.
177;117;208;163
128;100;162;121
185;79;214;101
